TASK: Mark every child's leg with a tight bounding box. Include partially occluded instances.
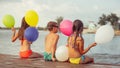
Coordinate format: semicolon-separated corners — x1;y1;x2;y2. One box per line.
30;52;43;58
80;56;94;64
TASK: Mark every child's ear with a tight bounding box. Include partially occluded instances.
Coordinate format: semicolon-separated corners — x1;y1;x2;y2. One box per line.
53;27;56;30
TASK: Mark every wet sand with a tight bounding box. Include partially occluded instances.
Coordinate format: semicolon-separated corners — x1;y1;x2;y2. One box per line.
0;54;120;68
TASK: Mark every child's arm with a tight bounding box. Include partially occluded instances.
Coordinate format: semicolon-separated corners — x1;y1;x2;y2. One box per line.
79;41;96;55
66;37;70;47
11;28;18;42
51;34;59;61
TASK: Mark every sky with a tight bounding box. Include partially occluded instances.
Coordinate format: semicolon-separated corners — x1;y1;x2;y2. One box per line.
0;0;120;27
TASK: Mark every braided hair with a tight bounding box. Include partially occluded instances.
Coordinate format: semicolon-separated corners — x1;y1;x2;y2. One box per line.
72;19;83;47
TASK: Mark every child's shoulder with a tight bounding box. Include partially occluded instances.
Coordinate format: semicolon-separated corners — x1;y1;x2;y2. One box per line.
54;33;59;38
49;33;59;38
76;37;83;41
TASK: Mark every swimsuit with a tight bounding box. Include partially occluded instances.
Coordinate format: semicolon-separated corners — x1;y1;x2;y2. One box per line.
68;36;85;64
19;38;32;58
69;55;85;64
20;50;32;58
43;52;52;61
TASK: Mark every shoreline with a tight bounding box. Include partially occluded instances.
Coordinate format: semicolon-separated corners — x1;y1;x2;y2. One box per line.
83;29;120;36
1;28;120;36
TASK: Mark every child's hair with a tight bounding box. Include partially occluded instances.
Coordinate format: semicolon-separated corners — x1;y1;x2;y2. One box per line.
72;19;84;47
47;21;58;31
18;17;29;40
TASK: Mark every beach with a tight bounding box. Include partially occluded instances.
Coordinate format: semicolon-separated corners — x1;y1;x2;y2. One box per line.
0;54;120;68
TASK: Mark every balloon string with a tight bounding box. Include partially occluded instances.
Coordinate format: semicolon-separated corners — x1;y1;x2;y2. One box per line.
89;35;94;55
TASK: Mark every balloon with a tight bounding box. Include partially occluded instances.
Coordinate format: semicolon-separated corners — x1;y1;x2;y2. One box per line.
60;20;73;36
2;14;15;28
24;27;39;42
118;20;120;23
25;10;39;27
55;45;69;62
95;24;114;44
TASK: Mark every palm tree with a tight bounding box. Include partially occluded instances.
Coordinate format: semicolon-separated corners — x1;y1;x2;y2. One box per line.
55;16;64;32
98;13;120;30
107;13;119;30
98;14;107;25
55;16;63;27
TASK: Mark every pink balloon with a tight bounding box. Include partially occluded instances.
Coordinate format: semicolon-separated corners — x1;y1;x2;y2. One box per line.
60;20;73;36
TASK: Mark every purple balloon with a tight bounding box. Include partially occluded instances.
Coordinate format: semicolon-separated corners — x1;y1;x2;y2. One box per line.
24;27;39;42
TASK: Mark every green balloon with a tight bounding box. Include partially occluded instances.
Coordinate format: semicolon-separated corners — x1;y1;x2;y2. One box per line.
2;14;15;28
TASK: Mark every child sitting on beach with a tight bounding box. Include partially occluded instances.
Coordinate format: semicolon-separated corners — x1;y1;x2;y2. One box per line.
11;17;43;58
44;21;59;61
67;19;97;64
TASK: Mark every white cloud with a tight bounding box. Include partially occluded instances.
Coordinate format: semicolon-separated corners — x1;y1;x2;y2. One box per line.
93;5;99;10
0;0;120;27
22;0;34;5
40;4;51;11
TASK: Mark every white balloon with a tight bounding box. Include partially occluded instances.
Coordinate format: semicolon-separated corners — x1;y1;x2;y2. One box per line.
95;24;114;44
118;20;120;23
55;45;69;62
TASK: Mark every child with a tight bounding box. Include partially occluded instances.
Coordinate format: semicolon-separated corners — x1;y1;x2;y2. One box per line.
67;19;97;64
11;17;43;58
44;21;59;61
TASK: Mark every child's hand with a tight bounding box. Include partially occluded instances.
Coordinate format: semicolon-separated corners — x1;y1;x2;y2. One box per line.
66;44;69;47
11;27;16;32
52;57;56;62
28;41;32;44
91;42;97;47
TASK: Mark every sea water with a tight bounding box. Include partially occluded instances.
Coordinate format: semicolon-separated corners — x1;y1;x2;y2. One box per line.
0;30;120;55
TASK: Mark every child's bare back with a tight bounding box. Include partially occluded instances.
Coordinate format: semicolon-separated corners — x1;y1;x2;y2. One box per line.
45;33;59;53
44;21;59;61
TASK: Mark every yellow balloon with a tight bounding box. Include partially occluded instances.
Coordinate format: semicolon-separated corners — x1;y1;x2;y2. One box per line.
25;10;39;27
